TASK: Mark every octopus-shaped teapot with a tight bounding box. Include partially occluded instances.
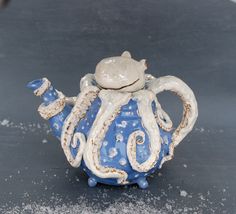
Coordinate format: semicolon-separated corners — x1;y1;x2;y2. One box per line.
27;51;198;188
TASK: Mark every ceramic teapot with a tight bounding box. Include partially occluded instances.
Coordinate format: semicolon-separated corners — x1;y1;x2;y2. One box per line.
27;51;198;189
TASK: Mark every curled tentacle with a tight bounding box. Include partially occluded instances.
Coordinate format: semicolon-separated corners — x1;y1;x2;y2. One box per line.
127;90;162;172
70;132;86;167
153;97;173;132
61;86;100;168
83;90;131;184
145;74;173;131
147;75;198;166
145;74;155;86
80;73;97;91
38;91;66;120
33;77;51;96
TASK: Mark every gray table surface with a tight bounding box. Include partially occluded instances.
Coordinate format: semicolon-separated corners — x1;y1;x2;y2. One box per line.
0;0;236;213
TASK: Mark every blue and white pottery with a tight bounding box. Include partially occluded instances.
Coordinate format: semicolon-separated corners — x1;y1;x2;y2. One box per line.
27;51;198;189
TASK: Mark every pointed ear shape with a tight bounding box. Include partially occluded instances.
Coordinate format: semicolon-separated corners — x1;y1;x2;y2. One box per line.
121;51;131;58
140;59;147;70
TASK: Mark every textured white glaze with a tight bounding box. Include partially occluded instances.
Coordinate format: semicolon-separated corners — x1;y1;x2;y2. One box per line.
61;86;100;168
144;74;155;87
32;52;198;186
80;73;97;91
83;89;132;184
145;74;173;131
127;90;161;172
153;96;173;131
94;51;147;92
33;77;51;96
70;132;86;167
147;75;198;166
38;91;66;120
65;96;77;106
61;74;197;177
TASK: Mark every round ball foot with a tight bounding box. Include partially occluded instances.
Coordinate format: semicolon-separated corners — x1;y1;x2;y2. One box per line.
137;177;149;189
88;177;97;187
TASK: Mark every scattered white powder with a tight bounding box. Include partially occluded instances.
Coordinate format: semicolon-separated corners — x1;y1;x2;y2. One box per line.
200;128;204;132
183;164;187;168
0;119;51;134
42;139;48;144
180;190;188;197
165;203;172;211
0;121;229;213
199;195;205;201
194;127;224;134
0;190;223;214
1;119;9;126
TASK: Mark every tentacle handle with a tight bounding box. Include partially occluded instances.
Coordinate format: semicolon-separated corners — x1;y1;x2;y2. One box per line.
147;75;198;164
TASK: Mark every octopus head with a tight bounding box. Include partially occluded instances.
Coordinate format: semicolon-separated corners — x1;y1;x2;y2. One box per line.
94;51;147;92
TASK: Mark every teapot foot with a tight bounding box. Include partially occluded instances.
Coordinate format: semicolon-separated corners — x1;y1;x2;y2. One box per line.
88;177;97;187
137;177;149;189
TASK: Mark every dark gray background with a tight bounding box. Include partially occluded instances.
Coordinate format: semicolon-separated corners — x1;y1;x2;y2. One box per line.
0;0;235;213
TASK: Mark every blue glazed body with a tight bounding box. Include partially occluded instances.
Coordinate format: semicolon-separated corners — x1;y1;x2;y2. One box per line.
27;79;172;187
27;51;198;188
74;98;172;186
27;52;199;188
